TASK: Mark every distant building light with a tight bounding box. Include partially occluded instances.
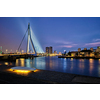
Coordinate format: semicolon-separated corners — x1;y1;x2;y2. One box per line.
64;50;66;52
22;50;24;53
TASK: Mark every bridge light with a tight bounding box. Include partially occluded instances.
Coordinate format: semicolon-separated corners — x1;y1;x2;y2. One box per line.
22;50;24;53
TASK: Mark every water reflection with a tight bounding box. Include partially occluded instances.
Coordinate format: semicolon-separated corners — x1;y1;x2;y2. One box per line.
63;58;67;71
71;58;73;61
35;57;46;69
4;62;9;65
16;58;25;67
26;59;31;68
89;59;94;74
79;59;84;62
99;59;100;64
13;57;100;78
20;58;25;67
98;65;100;77
16;59;19;66
48;57;53;68
69;58;74;71
45;57;58;70
98;59;100;77
79;59;85;72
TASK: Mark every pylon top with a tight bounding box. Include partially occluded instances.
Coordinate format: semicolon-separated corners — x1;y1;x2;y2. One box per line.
28;23;30;29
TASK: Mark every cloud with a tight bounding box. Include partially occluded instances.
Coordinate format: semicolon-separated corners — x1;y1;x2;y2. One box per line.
58;44;78;48
93;39;100;42
59;45;73;48
55;40;72;45
52;39;78;48
85;42;100;47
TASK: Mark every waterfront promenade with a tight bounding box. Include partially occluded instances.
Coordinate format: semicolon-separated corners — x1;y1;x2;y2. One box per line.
1;64;100;84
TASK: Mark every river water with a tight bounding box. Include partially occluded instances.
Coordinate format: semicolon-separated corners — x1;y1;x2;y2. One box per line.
1;56;100;77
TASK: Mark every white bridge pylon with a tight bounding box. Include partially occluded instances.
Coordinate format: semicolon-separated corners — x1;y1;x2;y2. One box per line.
27;23;37;55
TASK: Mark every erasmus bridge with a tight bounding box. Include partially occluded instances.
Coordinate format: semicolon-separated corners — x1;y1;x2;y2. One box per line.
0;23;45;61
18;23;44;55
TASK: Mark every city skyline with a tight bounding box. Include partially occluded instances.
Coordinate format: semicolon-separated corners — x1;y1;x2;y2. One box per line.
0;17;100;53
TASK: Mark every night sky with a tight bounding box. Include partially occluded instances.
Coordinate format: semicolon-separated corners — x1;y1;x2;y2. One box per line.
0;17;100;53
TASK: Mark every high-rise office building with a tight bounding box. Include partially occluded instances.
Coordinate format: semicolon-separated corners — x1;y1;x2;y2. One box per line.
49;46;52;54
46;46;53;54
46;47;49;53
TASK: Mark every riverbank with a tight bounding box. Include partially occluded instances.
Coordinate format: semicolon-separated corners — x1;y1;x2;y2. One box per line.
58;55;100;59
0;65;100;84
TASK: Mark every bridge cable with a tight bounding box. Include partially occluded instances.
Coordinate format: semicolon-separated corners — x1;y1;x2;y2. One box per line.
18;29;28;52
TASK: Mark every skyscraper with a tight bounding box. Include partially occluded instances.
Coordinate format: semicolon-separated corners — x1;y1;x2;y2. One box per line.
46;47;49;53
46;46;53;54
49;46;52;54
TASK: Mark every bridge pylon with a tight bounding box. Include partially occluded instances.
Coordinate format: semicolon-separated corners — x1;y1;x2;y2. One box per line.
27;23;37;55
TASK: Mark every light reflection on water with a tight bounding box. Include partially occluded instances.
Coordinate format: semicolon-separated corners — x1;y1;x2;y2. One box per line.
89;59;94;74
63;58;67;72
14;56;100;77
79;59;85;73
16;58;25;67
26;59;31;68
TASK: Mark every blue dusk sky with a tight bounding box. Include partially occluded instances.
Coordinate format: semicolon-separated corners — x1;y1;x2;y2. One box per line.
0;17;100;53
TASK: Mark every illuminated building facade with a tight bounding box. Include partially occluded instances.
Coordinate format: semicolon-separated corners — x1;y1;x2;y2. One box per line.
49;46;52;54
54;50;57;54
84;48;87;50
68;47;96;57
46;46;52;54
70;51;78;57
62;46;100;58
78;48;81;52
58;52;62;55
96;46;100;52
79;50;93;57
46;47;49;54
0;46;2;54
90;47;93;52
